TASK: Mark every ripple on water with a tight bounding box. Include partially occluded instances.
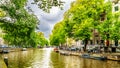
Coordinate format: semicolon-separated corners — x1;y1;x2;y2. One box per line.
1;48;120;68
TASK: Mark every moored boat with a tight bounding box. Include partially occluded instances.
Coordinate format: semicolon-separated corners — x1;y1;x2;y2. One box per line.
81;53;90;58
21;48;27;51
81;53;107;60
54;47;59;52
91;54;107;60
59;51;70;56
1;50;10;53
107;55;120;61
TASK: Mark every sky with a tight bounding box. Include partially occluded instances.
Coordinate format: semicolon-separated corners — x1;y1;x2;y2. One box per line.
26;0;74;38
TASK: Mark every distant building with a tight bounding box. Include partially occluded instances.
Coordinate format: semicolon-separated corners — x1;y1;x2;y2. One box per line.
0;38;3;45
0;29;4;45
112;0;120;12
88;0;120;46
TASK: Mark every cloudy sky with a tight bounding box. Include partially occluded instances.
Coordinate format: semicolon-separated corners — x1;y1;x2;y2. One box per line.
26;0;74;38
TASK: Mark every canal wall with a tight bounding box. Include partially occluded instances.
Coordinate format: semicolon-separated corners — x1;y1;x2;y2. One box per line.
59;50;120;61
59;50;81;56
0;55;7;68
0;48;34;52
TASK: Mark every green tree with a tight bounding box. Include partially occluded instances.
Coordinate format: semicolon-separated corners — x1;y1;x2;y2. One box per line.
50;22;66;46
110;12;120;46
36;32;49;46
0;0;38;47
98;1;112;46
0;0;64;47
63;0;105;51
74;19;93;51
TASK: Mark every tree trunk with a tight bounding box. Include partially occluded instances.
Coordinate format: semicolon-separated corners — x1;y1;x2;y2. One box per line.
115;40;118;47
106;40;109;46
84;39;88;52
106;34;109;47
101;40;104;45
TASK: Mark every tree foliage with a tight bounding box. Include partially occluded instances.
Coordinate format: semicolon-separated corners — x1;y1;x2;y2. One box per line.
36;32;49;46
50;0;120;50
0;0;64;47
0;8;6;17
33;0;64;12
110;12;120;40
50;22;66;46
98;1;112;40
0;0;38;47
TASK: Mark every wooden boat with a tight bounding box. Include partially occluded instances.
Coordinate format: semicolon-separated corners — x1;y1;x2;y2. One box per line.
81;53;90;58
1;50;10;53
81;53;107;60
60;51;70;56
107;55;120;61
91;54;107;60
54;48;59;52
21;48;27;51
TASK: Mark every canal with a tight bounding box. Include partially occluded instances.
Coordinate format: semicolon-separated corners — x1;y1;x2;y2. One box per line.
1;48;120;68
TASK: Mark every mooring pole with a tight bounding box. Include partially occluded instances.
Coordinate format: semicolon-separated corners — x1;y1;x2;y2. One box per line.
4;57;8;67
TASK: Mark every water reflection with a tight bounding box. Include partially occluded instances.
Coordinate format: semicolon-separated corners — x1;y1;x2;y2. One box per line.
50;51;120;68
1;48;120;68
30;48;52;68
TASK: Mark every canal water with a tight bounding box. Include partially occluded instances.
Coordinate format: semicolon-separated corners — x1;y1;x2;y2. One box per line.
1;48;120;68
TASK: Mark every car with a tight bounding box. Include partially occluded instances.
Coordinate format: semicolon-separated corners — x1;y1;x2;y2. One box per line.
70;47;77;51
2;49;10;53
87;47;100;53
0;45;8;48
0;44;10;53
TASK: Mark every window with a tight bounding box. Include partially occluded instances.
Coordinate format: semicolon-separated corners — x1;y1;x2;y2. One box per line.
100;12;106;21
115;6;119;11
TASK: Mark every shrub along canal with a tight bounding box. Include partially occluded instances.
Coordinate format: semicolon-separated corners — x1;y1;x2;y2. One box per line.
0;48;120;68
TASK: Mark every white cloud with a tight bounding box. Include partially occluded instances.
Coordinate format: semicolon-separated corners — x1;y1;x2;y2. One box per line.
27;0;74;38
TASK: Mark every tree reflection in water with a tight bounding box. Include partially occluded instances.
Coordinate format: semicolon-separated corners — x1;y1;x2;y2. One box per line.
1;48;120;68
